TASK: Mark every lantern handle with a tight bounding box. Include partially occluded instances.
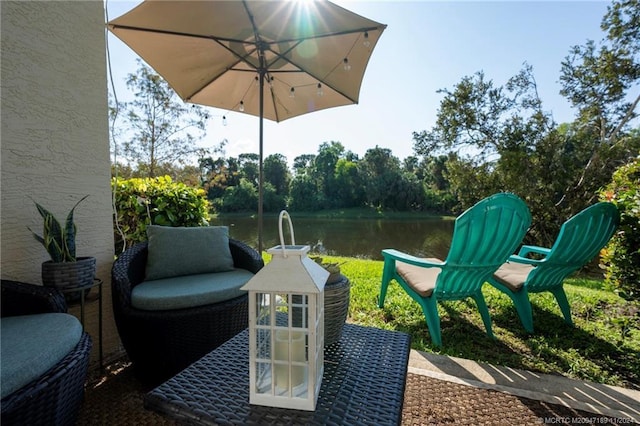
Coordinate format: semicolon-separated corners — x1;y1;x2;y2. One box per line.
278;210;296;257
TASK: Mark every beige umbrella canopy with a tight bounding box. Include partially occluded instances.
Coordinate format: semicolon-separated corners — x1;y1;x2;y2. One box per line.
108;0;386;251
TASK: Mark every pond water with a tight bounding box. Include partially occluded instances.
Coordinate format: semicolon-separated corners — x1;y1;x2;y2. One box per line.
210;216;455;261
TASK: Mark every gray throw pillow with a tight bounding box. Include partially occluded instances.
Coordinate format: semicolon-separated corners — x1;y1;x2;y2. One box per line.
145;225;234;280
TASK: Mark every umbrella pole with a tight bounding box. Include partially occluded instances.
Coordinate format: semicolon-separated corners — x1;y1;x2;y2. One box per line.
258;70;264;254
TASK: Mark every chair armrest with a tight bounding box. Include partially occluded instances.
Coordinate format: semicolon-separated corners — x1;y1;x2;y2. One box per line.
111;242;148;309
1;280;67;317
517;244;551;257
507;254;544;265
229;239;264;274
507;245;551;265
381;249;445;268
514;244;551;263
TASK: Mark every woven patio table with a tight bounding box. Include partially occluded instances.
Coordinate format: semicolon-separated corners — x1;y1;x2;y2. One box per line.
144;323;411;425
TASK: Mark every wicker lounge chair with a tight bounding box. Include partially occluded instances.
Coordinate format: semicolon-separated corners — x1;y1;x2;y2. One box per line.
111;238;264;384
1;280;92;426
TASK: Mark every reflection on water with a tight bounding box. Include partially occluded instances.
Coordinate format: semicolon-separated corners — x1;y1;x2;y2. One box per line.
210;216;454;260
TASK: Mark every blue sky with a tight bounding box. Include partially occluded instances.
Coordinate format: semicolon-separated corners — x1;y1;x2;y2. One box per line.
105;1;611;164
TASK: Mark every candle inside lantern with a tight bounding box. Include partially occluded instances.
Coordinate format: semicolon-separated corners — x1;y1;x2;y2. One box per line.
274;330;305;390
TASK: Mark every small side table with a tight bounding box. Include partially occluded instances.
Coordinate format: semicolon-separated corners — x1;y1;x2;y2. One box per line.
62;279;103;368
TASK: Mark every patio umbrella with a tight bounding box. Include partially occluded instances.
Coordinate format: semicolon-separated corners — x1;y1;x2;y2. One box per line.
108;0;386;252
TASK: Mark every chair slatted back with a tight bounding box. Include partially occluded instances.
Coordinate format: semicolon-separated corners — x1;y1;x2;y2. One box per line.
435;193;531;300
526;202;619;292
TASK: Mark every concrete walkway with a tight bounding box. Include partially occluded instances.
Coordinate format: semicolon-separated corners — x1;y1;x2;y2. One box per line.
408;349;640;424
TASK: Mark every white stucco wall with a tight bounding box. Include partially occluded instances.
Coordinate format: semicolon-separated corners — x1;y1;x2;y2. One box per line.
1;1;118;365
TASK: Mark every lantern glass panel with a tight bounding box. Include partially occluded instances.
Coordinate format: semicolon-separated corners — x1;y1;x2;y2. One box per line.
256;292;270;326
256;328;270;360
273;330;307;393
275;293;289;326
291;294;308;329
256;361;273;394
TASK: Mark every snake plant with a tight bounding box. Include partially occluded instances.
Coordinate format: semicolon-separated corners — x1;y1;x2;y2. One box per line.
29;195;89;262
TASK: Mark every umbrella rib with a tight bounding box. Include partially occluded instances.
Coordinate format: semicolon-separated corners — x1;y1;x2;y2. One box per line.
263;45;359;104
258;25;386;104
184;41;258;102
269;68;358;104
108;24;249;43
271;25;385;46
109;24;264;67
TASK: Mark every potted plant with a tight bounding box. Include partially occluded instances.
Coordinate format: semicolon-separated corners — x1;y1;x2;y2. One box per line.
310;256;344;284
29;195;95;301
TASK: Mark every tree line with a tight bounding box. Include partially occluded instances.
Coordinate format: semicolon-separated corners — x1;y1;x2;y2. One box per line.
196;142;456;214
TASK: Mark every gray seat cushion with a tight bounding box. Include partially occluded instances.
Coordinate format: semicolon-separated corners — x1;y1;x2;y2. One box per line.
492;262;535;292
1;313;83;399
131;269;255;311
396;258;443;297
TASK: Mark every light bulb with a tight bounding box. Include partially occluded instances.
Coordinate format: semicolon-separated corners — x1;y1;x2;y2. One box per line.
343;58;351;71
254;76;259;86
317;83;323;96
239;101;245;112
222;116;227;126
289;87;295;98
363;31;370;48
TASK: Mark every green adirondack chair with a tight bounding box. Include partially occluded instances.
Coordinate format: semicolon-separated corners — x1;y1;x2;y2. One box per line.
379;193;532;347
488;202;619;333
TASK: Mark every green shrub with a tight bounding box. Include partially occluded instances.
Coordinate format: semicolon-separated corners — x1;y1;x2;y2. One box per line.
112;176;209;253
599;156;640;300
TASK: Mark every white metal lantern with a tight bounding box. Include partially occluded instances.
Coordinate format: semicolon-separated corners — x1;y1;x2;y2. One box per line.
241;211;329;411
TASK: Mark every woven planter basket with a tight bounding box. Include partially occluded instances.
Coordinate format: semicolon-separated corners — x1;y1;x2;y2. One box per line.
324;274;350;346
42;256;96;302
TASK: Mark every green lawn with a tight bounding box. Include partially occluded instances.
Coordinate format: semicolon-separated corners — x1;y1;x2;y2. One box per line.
312;255;639;389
